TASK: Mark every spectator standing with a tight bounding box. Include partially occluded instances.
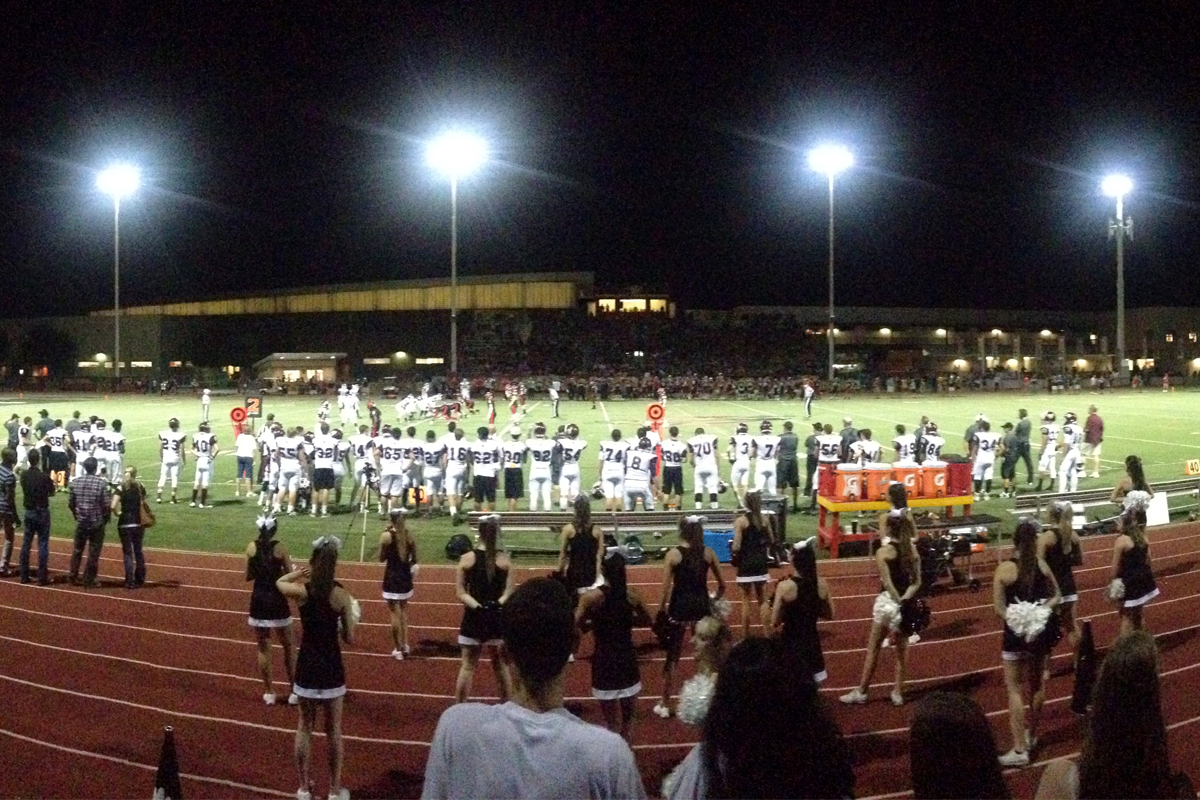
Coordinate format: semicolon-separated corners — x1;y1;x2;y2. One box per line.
911;692;1010;799
111;466;149;589
0;449;16;575
1083;404;1104;478
18;450;54;584
423;577;647;800
68;457;111;586
802;421;821;511
1015;409;1034;486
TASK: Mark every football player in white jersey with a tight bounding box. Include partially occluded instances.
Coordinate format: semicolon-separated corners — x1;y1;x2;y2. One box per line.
557;424;588;509
892;424;917;463
71;422;94;482
728;422;753;504
1058;411;1084;494
597;429;630;512
920;422;945;462
347;425;375;511
337;383;349;423
470;426;502;512
157;418;188;504
969;419;1001;500
1036;411;1060;492
526;422;557;511
332;428;351;508
375;427;411;517
658;426;689;510
396;426;422;506
274;427;306;515
97;419;127;484
419;429;447;513
15;417;33;474
190;422;219;508
442;426;472;518
751;420;781;494
42;419;71;487
500;427;528;511
310;423;339;517
623;437;656;511
850;429;882;465
687;427;721;510
813;423;844;506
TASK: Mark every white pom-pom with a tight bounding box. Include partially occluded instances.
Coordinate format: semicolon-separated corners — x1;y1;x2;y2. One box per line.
1108;578;1126;601
349;597;362;626
1005;600;1051;643
710;597;733;621
410;564;420;578
1123;490;1151;512
676;673;717;726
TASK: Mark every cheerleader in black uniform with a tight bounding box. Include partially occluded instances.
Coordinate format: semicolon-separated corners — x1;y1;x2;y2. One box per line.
769;537;833;683
277;536;359;800
379;509;419;659
993;518;1061;767
731;490;771;638
1112;503;1159;637
1040;501;1083;649
454;515;515;703
576;552;651;741
654;515;726;719
246;515;297;705
557;493;604;597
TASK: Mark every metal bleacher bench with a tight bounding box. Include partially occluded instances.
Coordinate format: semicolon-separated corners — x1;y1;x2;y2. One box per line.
466;510;740;557
1010;477;1200;522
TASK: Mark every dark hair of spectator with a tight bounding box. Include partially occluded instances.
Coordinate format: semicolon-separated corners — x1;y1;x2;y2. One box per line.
1126;455;1150;493
1;448;14;467
1079;631;1176;800
1013;518;1041;596
501;577;575;695
572;492;591;534
26;449;40;468
1122;506;1149;549
701;637;854;799
600;552;632;626
308;541;338;605
83;456;99;475
909;692;1010;799
887;482;908;509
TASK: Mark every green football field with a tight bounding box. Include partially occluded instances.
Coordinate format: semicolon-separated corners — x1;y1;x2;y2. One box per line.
5;388;1198;563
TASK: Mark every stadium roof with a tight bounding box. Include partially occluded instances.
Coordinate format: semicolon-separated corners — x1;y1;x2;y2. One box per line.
253;352;347;369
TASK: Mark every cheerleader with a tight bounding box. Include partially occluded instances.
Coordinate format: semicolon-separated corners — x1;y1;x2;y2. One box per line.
731;490;771;637
556;493;604;596
840;513;921;707
654;515;726;719
769;537;832;684
575;552;651;741
1040;501;1083;649
245;515;297;705
1110;454;1153;510
993;518;1061;767
674;615;732;727
277;536;359;800
454;515;515;703
1112;503;1159;637
379;509;419;659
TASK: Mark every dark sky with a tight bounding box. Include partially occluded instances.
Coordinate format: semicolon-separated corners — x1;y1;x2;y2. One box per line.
3;2;1200;317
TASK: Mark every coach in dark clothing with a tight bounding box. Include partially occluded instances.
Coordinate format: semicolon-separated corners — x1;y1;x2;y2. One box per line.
1014;409;1034;485
4;415;18;450
838;418;858;463
777;421;801;511
68;457;111;586
19;450;55;585
803;422;822;506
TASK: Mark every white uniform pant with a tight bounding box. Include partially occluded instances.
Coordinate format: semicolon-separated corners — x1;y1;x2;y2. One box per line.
602;469;624;499
1059;449;1083;493
279;464;301;493
972;459;995;482
755;461;777;494
559;465;581;505
424;469;444;499
194;458;213;489
446;468;468;498
159;461;180;489
731;460;750;488
694;466;720;495
624;481;655;511
105;457;123;484
1038;450;1058;478
332;465;346;491
529;472;553;510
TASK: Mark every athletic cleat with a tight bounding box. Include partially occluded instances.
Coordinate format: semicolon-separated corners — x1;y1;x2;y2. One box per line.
189;501;197;507
839;688;868;704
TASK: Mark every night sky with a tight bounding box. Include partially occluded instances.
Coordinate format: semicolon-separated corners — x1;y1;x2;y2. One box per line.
3;3;1200;318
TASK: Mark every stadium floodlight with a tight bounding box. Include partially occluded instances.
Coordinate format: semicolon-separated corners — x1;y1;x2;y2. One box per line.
808;145;854;382
1102;174;1134;382
96;164;141;381
426;132;489;375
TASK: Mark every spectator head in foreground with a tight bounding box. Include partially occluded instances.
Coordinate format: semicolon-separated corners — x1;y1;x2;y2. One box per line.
501;577;577;705
699;637;854;799
910;692;1010;799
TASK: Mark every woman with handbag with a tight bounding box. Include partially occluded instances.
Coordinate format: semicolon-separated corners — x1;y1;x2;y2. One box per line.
1041;501;1084;650
111;466;151;589
730;490;771;637
993;518;1061;767
1111;503;1159;637
653;515;725;719
840;513;922;707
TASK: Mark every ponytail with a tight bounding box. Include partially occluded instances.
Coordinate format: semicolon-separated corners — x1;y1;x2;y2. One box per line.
1051;502;1074;557
888;515;917;583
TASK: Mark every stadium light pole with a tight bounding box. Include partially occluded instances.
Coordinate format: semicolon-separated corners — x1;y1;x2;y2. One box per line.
96;165;140;382
1102;174;1133;383
808;145;854;383
426;132;488;376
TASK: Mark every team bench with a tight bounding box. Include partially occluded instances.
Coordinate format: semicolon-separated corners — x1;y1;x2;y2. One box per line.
1010;477;1200;523
465;510;741;557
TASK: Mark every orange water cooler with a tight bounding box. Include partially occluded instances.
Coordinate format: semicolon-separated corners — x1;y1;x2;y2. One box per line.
863;463;893;501
834;464;864;501
920;460;948;498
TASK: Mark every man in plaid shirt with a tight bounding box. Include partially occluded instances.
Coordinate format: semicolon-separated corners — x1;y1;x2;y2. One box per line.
0;448;16;575
68;456;111;586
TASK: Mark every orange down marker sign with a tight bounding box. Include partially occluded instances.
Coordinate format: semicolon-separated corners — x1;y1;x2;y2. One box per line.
1186;460;1200;476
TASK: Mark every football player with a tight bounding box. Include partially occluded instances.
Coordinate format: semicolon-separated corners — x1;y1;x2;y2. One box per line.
375;427;409;517
687;427;720;510
96;419;126;484
728;422;753;504
1036;412;1060;492
751;420;780;494
443;426;472;519
892;424;917;463
658;426;689;510
470;426;502;513
70;421;94;483
274;427;306;515
190;422;219;508
348;425;374;511
598;429;630;512
157;418;188;504
850;429;882;465
501;426;528;511
623;437;656;511
41;419;71;488
526;423;557;511
920;422;945;462
420;429;447;514
332;428;351;508
969;419;1001;500
1058;411;1084;494
557;424;588;509
310;422;338;517
200;388;211;423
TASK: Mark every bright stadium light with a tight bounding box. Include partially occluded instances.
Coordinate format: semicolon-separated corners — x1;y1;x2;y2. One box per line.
426;132;489;376
808;144;854;382
1102;174;1134;383
96;164;141;382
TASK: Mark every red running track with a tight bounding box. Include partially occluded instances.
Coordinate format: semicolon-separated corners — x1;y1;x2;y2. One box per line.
2;526;1200;799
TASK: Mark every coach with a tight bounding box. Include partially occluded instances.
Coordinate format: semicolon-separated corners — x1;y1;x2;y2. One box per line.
1084;405;1104;479
68;457;111;587
1014;409;1034;485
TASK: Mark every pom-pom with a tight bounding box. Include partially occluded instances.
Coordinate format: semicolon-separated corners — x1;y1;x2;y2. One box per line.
676;672;717;726
410;563;420;578
1005;600;1051;643
1108;578;1126;602
349;597;362;626
1123;490;1151;512
313;535;342;551
710;596;733;621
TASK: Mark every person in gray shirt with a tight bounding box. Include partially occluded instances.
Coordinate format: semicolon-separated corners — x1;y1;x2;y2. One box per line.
423;578;646;800
838;418;858;463
4;415;18;450
776;421;800;511
65;411;83;435
1014;409;1034;485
